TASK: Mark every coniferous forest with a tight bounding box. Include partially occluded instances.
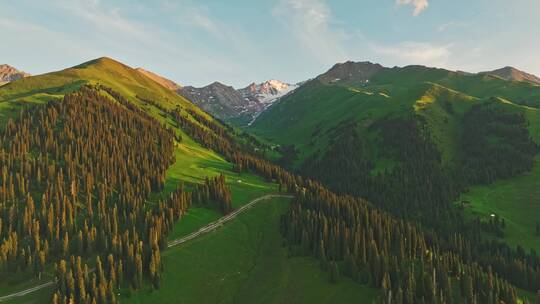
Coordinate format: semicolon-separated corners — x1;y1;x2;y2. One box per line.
0;86;197;303
0;73;539;304
6;2;540;303
143;83;540;303
2;49;540;304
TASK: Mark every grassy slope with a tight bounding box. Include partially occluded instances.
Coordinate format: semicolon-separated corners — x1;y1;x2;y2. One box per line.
457;104;540;253
124;197;377;304
251;78;478;168
0;57;210;127
0;58;282;303
251;81;412;165
251;65;540;258
0;58;373;304
251;65;540;170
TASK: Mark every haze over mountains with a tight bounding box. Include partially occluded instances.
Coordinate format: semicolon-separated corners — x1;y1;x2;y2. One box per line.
0;64;30;85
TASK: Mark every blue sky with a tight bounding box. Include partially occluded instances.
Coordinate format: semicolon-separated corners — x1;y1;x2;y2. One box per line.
1;0;539;88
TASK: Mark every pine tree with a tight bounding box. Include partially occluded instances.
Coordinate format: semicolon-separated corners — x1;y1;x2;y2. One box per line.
329;261;340;284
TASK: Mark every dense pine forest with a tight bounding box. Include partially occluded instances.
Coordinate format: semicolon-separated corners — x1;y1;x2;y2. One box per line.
139;83;540;302
281;185;523;303
2;78;540;303
272;106;540;303
0;86;235;303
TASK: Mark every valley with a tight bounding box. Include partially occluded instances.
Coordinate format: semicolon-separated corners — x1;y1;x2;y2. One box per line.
2;56;540;303
1;44;540;304
4;2;540;303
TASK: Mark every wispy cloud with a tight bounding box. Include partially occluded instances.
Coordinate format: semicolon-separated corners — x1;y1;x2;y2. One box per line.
371;41;451;67
272;0;347;64
396;0;429;16
187;9;221;37
53;0;152;43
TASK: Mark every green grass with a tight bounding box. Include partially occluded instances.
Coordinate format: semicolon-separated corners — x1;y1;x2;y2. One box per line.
0;58;277;303
124;197;378;304
250;79;479;168
0;275;53;297
250;64;540;170
0;57;291;304
458;154;540;253
455;104;540;253
1;285;54;304
0;57;211;126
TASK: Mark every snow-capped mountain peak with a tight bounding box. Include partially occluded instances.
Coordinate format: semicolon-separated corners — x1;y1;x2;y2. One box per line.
240;79;298;104
178;79;300;125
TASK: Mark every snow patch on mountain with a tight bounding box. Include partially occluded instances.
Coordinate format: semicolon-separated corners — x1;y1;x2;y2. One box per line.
179;79;299;124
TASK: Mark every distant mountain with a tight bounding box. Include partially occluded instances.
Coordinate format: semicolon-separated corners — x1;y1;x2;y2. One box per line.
178;79;298;124
135;67;181;90
239;79;298;104
0;64;30;85
316;61;384;85
179;82;253;120
481;66;540;85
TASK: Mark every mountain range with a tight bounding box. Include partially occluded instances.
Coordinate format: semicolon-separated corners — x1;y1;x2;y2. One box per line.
178;79;298;123
171;63;540;125
251;60;540;169
2;56;540;303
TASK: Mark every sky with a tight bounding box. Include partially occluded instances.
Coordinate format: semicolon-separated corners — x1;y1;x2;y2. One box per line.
1;0;540;88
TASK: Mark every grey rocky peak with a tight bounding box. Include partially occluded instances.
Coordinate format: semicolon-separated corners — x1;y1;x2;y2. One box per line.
0;64;30;85
316;61;384;85
179;79;299;123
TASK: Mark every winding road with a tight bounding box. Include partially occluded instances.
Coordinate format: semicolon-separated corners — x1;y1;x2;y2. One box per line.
0;194;293;302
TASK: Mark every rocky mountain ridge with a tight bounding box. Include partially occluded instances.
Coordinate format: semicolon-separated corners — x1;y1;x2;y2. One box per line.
178;79;298;123
0;64;30;85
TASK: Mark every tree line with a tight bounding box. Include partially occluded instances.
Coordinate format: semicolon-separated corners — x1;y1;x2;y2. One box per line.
5;83;538;303
0;86;209;303
145;89;540;302
282;183;522;303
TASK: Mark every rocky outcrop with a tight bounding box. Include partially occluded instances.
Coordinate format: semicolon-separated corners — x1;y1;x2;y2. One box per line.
0;64;30;85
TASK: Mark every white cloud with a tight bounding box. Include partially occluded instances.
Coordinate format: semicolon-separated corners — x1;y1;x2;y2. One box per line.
272;0;348;64
396;0;429;16
371;41;451;67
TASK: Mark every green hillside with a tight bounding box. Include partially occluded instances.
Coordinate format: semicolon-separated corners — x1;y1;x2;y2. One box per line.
244;64;540;304
1;58;538;303
0;57;210;127
251;64;540;168
250;62;540;259
125;197;377;304
0;58;316;303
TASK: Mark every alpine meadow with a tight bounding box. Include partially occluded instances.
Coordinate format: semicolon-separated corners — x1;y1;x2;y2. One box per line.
2;1;540;303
